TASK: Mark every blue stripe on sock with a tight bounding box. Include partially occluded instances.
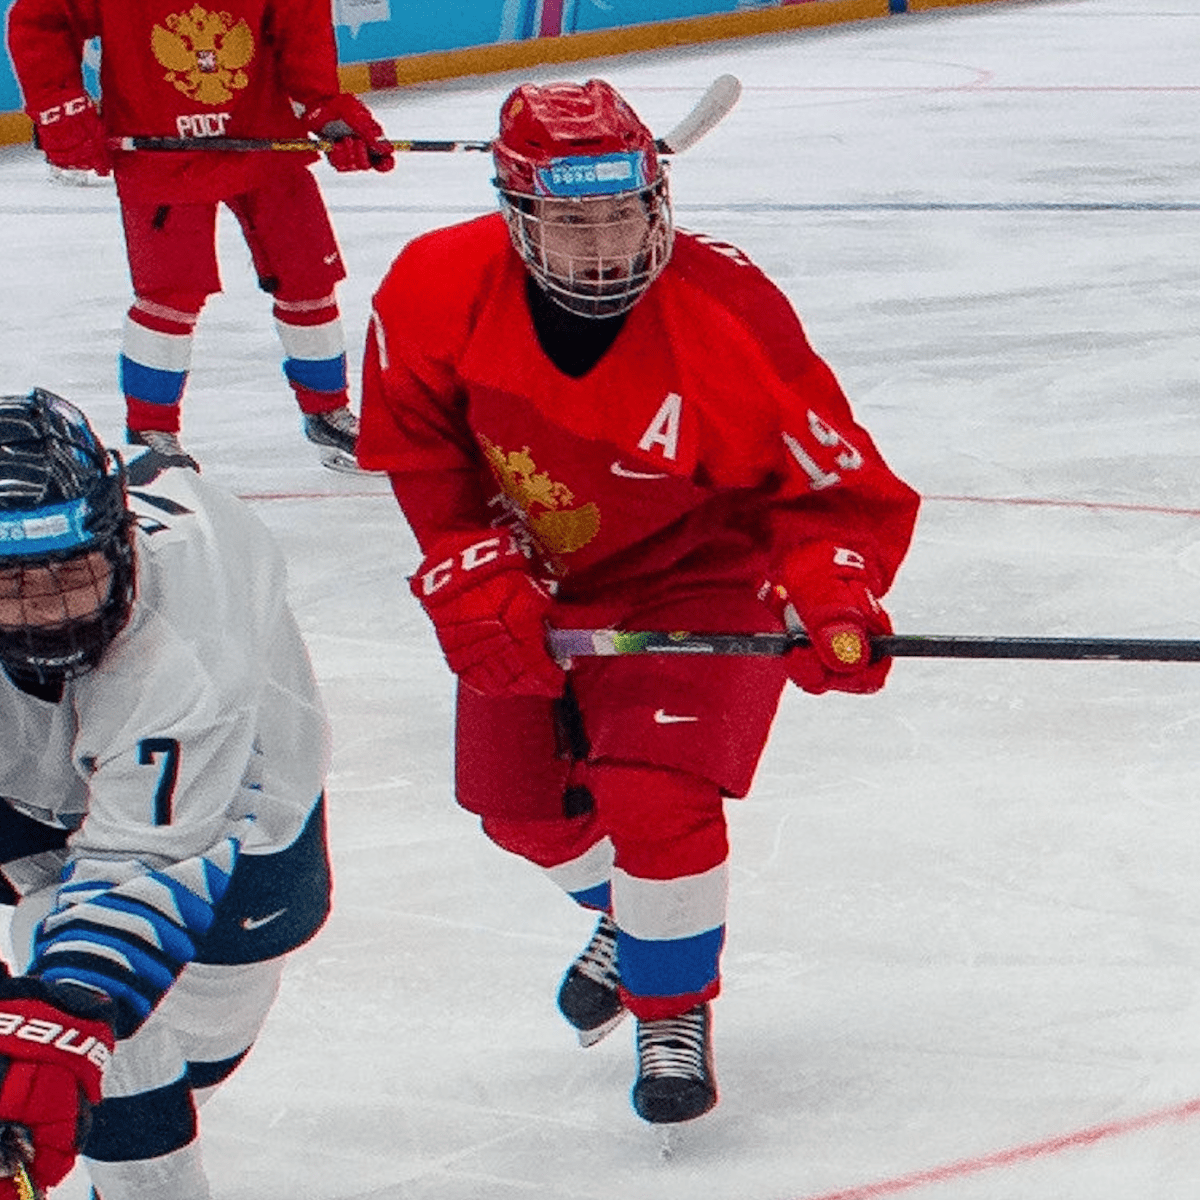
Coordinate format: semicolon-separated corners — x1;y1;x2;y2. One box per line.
569;881;611;911
283;354;347;393
120;357;187;405
617;924;725;1000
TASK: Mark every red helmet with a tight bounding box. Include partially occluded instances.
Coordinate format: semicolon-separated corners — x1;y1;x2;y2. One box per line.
493;79;663;198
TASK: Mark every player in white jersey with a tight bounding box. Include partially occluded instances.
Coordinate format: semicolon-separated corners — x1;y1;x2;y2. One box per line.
0;388;331;1200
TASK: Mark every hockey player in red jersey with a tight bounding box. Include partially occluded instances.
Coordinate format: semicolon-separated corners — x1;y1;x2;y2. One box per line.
359;79;920;1124
7;0;394;472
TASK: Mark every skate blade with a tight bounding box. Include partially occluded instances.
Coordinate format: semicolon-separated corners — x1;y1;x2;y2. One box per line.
576;1007;628;1048
47;165;111;188
316;445;379;475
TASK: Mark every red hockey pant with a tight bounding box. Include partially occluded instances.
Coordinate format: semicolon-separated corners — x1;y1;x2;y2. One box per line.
458;611;787;1020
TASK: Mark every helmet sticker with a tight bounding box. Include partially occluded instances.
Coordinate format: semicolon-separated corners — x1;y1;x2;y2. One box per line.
535;152;649;197
0;497;93;557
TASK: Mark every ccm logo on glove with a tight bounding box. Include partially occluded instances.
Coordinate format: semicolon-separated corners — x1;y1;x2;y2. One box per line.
35;96;91;124
411;530;564;698
30;93;111;174
0;1010;111;1069
416;533;526;597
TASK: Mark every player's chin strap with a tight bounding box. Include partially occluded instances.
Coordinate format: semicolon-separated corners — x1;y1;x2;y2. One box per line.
547;627;1200;663
107;75;743;157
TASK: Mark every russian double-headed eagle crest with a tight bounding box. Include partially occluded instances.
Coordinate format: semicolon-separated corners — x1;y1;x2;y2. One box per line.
152;5;254;105
481;438;600;558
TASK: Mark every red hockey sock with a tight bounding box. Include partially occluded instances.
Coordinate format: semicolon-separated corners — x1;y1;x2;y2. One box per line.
122;298;202;434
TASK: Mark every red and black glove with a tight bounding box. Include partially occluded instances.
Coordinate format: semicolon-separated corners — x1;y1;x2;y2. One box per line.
410;530;565;698
303;94;395;173
770;541;892;695
0;975;114;1198
30;95;111;175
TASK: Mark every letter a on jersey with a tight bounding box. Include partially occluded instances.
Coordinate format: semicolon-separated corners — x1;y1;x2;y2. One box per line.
637;393;682;461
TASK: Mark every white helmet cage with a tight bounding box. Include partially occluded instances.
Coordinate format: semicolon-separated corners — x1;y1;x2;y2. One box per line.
499;175;675;319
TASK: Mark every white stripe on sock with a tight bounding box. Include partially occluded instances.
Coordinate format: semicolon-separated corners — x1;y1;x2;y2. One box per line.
275;316;345;361
545;837;614;896
612;862;728;942
123;317;193;372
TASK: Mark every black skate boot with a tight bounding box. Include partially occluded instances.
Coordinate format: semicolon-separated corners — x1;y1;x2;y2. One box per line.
632;1003;717;1124
557;913;626;1047
127;427;199;471
303;405;364;474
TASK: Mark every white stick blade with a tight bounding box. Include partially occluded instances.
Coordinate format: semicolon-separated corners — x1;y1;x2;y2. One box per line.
657;74;742;155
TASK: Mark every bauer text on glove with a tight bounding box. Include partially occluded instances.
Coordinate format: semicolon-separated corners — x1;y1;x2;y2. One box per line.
0;974;114;1199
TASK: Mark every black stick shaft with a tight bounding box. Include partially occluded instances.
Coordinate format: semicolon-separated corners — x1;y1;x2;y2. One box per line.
108;134;685;154
107;135;492;153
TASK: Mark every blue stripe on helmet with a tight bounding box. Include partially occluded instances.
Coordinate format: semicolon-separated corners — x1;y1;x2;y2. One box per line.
0;496;94;556
534;151;649;197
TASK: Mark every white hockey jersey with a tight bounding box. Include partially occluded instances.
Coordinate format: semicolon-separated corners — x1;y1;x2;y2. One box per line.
0;448;330;900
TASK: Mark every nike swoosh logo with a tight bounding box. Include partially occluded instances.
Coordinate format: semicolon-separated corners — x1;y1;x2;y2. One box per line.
241;908;287;931
653;709;699;724
611;461;669;480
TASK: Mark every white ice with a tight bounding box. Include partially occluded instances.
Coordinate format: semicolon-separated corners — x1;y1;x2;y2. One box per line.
4;0;1200;1195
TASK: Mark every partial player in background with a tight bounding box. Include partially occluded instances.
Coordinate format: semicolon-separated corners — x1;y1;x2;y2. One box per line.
359;79;920;1124
0;388;332;1200
6;0;395;473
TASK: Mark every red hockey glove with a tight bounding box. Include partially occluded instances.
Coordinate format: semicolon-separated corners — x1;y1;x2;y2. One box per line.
770;542;892;695
303;94;395;173
410;531;565;698
31;95;111;175
0;976;114;1198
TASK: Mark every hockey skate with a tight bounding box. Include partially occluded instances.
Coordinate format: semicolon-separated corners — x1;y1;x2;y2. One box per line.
632;1003;717;1124
303;406;369;474
127;428;200;472
557;913;627;1047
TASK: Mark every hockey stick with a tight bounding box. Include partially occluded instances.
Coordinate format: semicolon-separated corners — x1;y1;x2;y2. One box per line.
655;73;741;154
106;133;491;153
0;1126;44;1200
547;629;1200;664
11;1164;41;1200
105;74;742;157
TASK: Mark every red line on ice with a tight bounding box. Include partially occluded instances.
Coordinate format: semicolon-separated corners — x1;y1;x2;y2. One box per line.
236;490;1200;520
926;493;1200;519
796;1095;1200;1200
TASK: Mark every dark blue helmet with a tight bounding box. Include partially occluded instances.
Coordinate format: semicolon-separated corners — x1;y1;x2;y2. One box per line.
0;389;135;683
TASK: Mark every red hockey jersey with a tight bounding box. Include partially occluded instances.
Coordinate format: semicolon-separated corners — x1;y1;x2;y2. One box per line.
360;214;920;622
8;0;340;202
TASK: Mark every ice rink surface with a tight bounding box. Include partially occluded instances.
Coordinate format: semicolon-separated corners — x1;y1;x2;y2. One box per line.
4;0;1200;1194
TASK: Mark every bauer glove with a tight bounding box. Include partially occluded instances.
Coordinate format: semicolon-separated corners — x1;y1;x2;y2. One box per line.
0;972;114;1199
770;541;892;695
303;94;395;173
411;530;565;698
30;95;111;175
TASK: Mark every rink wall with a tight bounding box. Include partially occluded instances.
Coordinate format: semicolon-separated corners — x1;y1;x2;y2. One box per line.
0;0;1005;147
